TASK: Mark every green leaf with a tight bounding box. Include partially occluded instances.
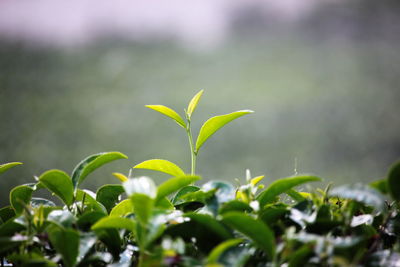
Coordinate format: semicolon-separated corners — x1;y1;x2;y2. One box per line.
207;238;243;264
77;211;106;231
171;185;200;204
369;179;389;195
10;185;34;214
221;212;275;259
195;110;253;152
387;161;400;201
288;244;313;267
0;219;25;237
145;105;186;128
133;159;185;177
0;206;16;223
219;200;253;215
30;197;57;208
96;184;125;213
329;184;386;213
186;89;204;119
156;175;200;201
110;199;134;217
92;216;136;233
257;176;321;207
39;169;74;206
71;151;128;189
286;189;307;202
185;213;233;240
78;233;98;263
48;227;80;267
131;194;154;226
0;162;22;174
76;189;107;214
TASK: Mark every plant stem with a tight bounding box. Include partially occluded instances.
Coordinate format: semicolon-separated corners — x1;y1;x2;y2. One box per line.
186;120;197;175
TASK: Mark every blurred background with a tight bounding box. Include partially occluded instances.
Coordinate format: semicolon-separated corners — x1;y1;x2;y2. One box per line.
1;0;399;206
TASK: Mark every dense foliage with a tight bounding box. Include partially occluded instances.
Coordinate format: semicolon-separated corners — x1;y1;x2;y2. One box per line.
1;91;399;266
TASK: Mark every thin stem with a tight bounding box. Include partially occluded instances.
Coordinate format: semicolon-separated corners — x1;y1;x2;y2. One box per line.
186;120;197;175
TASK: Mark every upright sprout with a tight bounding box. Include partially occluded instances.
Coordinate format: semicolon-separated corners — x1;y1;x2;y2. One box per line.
136;90;253;176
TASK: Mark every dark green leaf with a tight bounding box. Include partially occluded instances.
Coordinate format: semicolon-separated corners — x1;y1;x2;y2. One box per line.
10;184;34;214
71;152;128;189
387;161;400;201
219;200;253;215
196;110;253;152
0;206;15;223
257;176;321;207
185;213;233;240
30;197;57;208
0;162;22;174
131;194;154;226
222;212;275;259
47;210;76;229
78;233;98;263
369;179;389;195
96;184;125;213
0;219;25;236
39;169;74;206
171;185;200;204
288;245;313;267
77;211;106;231
48;226;80;267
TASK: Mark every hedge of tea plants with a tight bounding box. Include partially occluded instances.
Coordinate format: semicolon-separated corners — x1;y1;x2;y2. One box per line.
1;91;399;266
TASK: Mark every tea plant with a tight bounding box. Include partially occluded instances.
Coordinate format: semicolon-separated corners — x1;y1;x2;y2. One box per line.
0;91;399;267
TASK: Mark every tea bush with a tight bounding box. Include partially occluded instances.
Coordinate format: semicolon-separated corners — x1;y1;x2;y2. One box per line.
1;91;399;266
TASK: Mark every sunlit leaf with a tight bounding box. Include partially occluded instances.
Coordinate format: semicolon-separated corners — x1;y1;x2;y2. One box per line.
387;161;400;201
112;172;128;182
96;184;125;213
110;199;134;217
187;89;204;119
195;110;253;152
146;105;186;128
131;194;154;226
133;159;185;177
76;189;107;214
39;169;74;206
0;162;22;175
10;184;34;214
156;175;200;201
369;178;389;195
92;216;136;233
250;175;265;186
221;212;275;259
71;151;128;189
257;176;321;207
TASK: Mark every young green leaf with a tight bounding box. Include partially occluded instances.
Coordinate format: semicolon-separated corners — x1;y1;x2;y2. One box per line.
10;185;34;214
195;110;254;152
112;172;128;182
110;199;134;217
221;212;275;259
186;89;204;119
387;160;400;201
96;184;125;213
133;159;185;177
0;162;22;174
131;194;154;226
92;216;136;233
156;175;200;201
145;105;186;128
207;238;243;264
39;169;74;206
71;152;128;189
257;176;321;207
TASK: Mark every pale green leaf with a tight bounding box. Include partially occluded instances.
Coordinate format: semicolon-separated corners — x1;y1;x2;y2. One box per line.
110;199;134;217
133;159;185;177
187;89;204;119
146;105;186;128
156;175;200;201
0;162;22;175
92;216;136;233
71;152;128;189
257;175;321;207
39;169;74;206
196;110;253;152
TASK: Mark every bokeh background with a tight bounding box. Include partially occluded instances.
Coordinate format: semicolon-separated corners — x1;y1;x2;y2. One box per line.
1;0;399;206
